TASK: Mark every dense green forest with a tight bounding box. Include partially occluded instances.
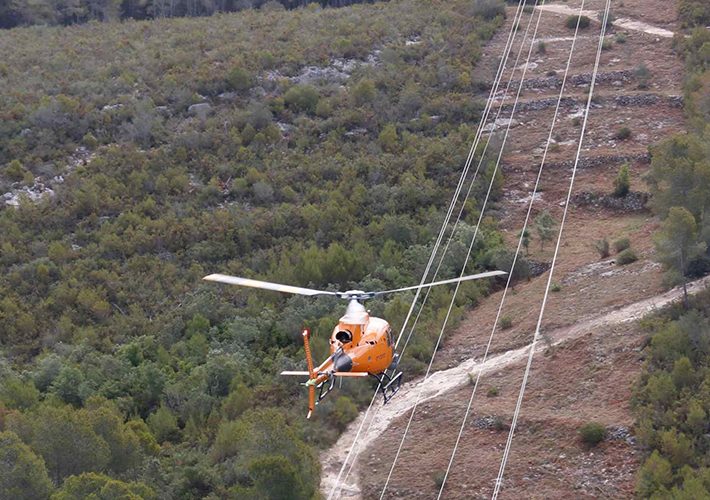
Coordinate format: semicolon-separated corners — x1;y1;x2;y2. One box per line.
0;0;385;29
632;3;710;498
0;0;512;498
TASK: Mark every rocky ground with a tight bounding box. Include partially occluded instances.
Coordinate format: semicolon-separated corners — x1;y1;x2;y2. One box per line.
321;0;686;498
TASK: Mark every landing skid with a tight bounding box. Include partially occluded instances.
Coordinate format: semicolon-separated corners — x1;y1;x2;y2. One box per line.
370;371;403;404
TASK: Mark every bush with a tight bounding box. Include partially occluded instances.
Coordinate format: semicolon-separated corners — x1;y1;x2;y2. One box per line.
551;283;561;292
593;238;610;259
579;422;606;445
352;79;376;106
614;238;631;253
487;387;499;397
617;248;638;265
283;85;319;113
636;63;650;89
616;32;627;43
572;116;581;127
566;15;591;29
602;39;612;51
546;70;557;77
431;471;445;489
612;164;630;196
598;11;616;28
82;132;99;149
537;41;546;54
471;0;506;20
615;127;632;140
227;67;253;92
4;159;24;182
500;316;513;329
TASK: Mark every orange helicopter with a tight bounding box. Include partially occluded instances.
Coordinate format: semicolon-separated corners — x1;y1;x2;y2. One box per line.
204;270;505;418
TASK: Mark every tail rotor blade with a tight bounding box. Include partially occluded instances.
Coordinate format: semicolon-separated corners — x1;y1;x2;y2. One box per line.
307;385;315;419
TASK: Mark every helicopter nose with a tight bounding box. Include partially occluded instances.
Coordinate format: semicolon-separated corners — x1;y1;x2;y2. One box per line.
333;351;352;372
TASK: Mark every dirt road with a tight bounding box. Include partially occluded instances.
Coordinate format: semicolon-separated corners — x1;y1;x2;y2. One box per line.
320;275;709;499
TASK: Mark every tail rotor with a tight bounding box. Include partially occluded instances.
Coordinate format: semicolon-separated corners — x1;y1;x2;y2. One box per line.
302;330;316;419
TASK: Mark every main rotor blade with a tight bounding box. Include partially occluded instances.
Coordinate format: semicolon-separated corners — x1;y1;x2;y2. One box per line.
203;274;337;297
373;270;507;297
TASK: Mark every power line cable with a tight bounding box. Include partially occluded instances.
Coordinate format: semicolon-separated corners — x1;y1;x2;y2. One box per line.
434;0;587;495
377;4;544;497
491;1;612;497
326;2;530;498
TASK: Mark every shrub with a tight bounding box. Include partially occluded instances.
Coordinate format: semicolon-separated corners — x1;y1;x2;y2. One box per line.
500;316;513;329
612;164;630;196
546;70;557;77
593;238;610;259
82;132;99;149
572;116;581;126
579;422;606;445
227;67;253;91
602;39;612;50
598;11;616;28
615;127;632;140
487;387;499;397
537;41;546;54
566;15;591;29
283;85;319;113
378;124;399;152
617;248;638;265
614;238;631;253
471;0;506;20
551;283;561;292
636;63;650;89
431;471;445;489
4;159;24;182
352;79;376;106
616;32;627;43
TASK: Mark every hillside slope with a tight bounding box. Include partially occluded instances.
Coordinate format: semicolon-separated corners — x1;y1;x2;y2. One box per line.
321;1;688;498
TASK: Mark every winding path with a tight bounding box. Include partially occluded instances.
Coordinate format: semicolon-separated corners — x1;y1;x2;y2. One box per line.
319;275;710;499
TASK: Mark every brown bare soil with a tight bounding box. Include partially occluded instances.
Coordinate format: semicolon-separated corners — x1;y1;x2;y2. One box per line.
321;1;685;498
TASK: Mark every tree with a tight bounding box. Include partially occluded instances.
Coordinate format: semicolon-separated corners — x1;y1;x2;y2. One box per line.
146;406;180;444
7;405;110;482
636;451;673;497
0;431;54;500
378;124;399;153
0;378;40;410
534;211;556;250
52;472;155;500
518;229;531;256
646;134;710;221
654;207;706;309
613;164;630;197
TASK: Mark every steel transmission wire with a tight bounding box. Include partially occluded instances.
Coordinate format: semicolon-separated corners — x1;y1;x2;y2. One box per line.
435;0;588;496
491;1;613;497
377;3;545;497
326;2;529;498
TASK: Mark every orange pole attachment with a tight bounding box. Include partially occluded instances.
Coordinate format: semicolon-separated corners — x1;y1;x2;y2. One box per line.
302;330;315;419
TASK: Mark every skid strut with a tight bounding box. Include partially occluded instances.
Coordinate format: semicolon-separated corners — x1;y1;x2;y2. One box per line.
370;371;403;404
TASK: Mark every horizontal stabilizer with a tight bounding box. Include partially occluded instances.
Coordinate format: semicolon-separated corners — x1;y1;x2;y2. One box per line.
280;371;370;378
